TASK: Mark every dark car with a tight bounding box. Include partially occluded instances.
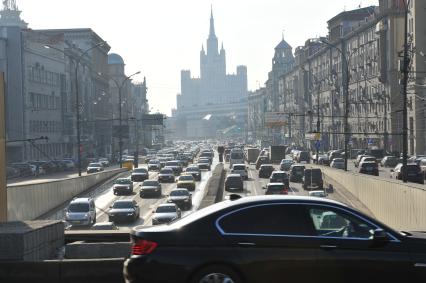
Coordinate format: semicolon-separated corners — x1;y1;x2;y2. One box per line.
380;156;399;168
198;159;211;170
255;156;270;170
302;168;323;190
131;168;149;182
158;168;175;183
259;164;275;178
167;188;192;210
297;151;310;163
279;159;294;171
224;174;244;192
263;182;288;195
108;199;140;223
269;171;289;188
359;161;379;176
165;161;183;175
124;195;423;283
289;164;305;182
140;180;162;197
113;178;134;195
185;165;202;181
391;164;424;184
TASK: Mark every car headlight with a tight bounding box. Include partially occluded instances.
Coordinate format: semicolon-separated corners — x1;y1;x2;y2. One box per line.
127;213;134;216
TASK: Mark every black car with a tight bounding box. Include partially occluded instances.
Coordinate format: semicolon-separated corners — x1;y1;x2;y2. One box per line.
108;199;140;223
131;168;149;182
297;151;311;163
167;188;192;210
258;164;275;178
113;178;134;195
158;168;175;183
391;164;424;184
185;166;202;181
289;164;305;182
269;171;289;188
124;195;425;283
224;174;243;192
140;180;162;197
359;161;379;176
263;182;288;195
302;168;323;190
255;156;270;170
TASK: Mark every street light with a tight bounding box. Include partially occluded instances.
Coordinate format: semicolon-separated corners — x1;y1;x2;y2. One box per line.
45;41;107;176
111;71;141;168
319;37;351;171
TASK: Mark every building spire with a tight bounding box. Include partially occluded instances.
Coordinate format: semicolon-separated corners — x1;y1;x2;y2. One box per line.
209;5;216;38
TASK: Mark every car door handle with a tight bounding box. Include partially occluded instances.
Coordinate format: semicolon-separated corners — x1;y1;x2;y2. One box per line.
320;245;338;250
238;242;256;247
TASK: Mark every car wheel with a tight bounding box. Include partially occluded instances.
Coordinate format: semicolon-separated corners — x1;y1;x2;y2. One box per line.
92;217;96;224
191;264;242;283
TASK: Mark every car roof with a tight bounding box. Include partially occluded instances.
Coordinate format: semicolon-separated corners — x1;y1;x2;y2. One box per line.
227;174;242;177
267;182;285;186
171;188;189;192
70;197;92;203
113;199;133;204
158;203;176;208
272;171;286;174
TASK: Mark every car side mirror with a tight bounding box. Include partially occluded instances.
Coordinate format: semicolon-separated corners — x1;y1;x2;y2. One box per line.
373;229;389;242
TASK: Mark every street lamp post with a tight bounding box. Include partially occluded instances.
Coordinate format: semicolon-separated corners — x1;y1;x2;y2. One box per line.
111;71;141;168
45;41;106;176
320;37;350;171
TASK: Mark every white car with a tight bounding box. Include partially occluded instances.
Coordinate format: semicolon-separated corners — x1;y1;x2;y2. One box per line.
330;158;345;169
231;164;248;180
152;203;181;225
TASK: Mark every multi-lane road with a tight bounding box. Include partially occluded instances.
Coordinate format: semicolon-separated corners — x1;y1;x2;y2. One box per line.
43;161;217;230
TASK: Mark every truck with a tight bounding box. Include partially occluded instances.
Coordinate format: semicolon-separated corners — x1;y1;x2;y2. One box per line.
246;148;260;164
269;145;287;164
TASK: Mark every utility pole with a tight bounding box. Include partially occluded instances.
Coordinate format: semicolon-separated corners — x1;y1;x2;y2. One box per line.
401;0;410;183
0;72;7;221
316;82;321;164
288;113;292;145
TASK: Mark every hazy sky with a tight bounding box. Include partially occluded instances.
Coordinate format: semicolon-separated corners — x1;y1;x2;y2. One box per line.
16;0;378;115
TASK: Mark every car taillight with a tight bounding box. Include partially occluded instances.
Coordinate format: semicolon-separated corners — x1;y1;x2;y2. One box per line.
131;239;158;255
282;189;288;195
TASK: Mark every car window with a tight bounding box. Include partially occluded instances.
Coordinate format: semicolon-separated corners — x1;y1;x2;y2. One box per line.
112;201;133;209
68;203;89;212
156;206;177;213
179;175;194;181
143;180;159;186
170;190;189;196
308;207;375;239
218;204;314;236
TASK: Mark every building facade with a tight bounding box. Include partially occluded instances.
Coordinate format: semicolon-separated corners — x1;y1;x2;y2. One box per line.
174;9;248;139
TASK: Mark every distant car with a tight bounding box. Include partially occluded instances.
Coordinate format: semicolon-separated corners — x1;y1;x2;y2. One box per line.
255;156;270;170
354;154;369;168
279;159;294;171
185;165;202;181
231;164;248;180
65;197;96;226
198;159;211;170
309;190;327;198
359;161;379;176
263;182;288;195
302;168;323;190
297;151;310;163
330;158;345;169
91;222;118;230
131;167;149;182
113;178;134;195
108;199;140;223
151;203;181;225
98;158;110;167
61;159;76;170
177;174;196;191
269;171;289;188
391;164;424;184
165;161;183;175
317;154;330;165
258;164;274;178
167;188;192;210
224;174;244;192
380;156;399;168
289;164;305;182
148;160;161;171
140;180;162;197
86;162;104;174
158;168;175;183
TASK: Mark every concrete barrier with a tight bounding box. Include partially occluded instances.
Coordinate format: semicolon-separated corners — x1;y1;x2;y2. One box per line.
317;165;426;231
199;163;225;209
7;169;127;221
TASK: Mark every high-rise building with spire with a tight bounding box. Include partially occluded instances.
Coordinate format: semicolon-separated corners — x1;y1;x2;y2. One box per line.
175;8;247;139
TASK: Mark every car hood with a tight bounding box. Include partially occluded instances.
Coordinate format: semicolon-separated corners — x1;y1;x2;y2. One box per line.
159;174;173;177
141;186;158;190
114;184;131;188
109;208;135;214
152;212;178;220
178;181;194;185
132;173;148;176
66;212;88;220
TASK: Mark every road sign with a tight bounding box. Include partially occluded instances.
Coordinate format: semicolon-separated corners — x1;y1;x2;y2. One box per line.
314;140;321;150
367;138;373;145
265;112;287;127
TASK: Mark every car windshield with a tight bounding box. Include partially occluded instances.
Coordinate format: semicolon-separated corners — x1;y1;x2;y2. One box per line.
268;185;284;191
160;169;173;174
170;190;189;196
88;163;101;167
272;173;287;179
166;162;179;166
143;180;158;186
68;203;89;213
230;152;244;159
133;168;147;173
112;201;133;209
115;178;131;184
233;165;245;170
179;175;194;181
156;206;176;213
186;167;198;172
